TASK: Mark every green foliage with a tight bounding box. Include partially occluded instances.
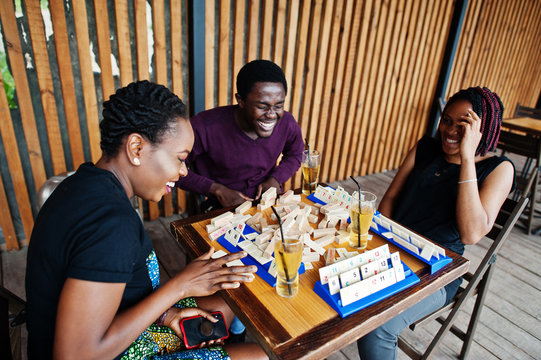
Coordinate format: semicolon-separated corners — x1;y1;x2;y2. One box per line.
0;52;17;109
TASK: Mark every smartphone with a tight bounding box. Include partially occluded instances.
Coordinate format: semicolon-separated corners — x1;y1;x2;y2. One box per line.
179;311;229;349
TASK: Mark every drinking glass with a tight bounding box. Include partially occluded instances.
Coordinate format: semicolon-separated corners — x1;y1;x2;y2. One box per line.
349;191;377;249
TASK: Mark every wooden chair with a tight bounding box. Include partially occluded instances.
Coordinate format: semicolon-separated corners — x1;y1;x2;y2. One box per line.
497;130;541;234
514;103;541;119
397;193;529;360
1;286;26;360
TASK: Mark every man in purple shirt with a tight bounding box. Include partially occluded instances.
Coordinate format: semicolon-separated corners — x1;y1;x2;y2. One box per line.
176;60;304;210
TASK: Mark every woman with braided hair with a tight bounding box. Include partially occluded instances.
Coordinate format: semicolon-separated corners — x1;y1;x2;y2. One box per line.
26;81;267;360
357;87;515;359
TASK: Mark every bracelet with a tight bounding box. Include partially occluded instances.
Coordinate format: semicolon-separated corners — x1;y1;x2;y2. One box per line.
457;178;477;184
156;310;168;326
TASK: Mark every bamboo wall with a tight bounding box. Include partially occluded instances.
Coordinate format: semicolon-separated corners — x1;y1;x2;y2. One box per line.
446;0;541;114
0;0;540;251
0;0;190;250
205;0;457;190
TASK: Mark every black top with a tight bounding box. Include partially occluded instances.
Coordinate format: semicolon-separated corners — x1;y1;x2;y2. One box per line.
393;136;515;256
393;137;514;303
25;163;153;359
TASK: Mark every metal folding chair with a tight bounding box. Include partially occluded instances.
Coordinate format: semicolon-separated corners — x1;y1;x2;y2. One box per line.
497;130;541;234
398;193;529;360
514;103;541;119
1;286;26;360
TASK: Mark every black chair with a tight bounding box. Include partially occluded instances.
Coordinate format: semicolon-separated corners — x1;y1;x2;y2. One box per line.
497;130;541;234
1;286;26;360
514;103;541;119
397;193;529;360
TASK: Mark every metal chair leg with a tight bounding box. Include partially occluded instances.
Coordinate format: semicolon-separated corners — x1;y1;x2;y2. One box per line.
459;268;493;359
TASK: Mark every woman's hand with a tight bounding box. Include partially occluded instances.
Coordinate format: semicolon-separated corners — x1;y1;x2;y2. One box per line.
173;248;257;299
163;307;223;348
210;182;253;207
459;109;483;160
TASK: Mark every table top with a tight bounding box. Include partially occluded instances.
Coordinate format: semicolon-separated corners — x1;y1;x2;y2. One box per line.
502;117;541;136
170;197;469;360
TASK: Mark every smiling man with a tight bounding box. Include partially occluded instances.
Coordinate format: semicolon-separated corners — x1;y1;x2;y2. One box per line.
175;60;304;210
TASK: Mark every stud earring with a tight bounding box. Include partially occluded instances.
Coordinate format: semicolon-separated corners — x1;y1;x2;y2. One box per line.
133;158;140;165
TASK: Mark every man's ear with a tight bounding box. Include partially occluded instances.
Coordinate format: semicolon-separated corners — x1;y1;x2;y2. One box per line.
126;133;145;166
235;93;244;108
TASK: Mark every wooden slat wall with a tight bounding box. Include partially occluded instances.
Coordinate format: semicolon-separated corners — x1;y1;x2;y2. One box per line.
446;0;541;117
204;0;459;188
0;0;190;250
1;0;540;251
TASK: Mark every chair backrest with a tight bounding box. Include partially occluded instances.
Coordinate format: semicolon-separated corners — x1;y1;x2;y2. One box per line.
1;286;26;360
497;129;541;160
479;195;528;266
514;103;541;119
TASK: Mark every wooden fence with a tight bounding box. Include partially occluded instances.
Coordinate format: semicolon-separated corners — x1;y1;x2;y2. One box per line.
446;0;541;110
0;0;540;251
0;0;190;250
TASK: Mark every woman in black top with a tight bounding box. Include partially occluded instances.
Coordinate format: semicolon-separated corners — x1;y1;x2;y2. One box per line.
26;81;268;360
357;87;515;359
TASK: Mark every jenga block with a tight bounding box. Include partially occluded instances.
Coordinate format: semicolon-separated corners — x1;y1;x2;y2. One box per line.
324;247;337;265
261;187;277;203
246;212;262;227
327;216;339;229
303;236;326;255
318;219;329;229
312;228;337;239
263;237;277;258
255;230;273;244
211;211;234;227
209;224;233;241
235;201;252;214
315;234;336;247
302;251;320;263
335;231;349;245
257;202;273;211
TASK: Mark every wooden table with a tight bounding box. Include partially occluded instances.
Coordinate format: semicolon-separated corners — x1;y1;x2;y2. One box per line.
170;198;469;360
502;117;541;136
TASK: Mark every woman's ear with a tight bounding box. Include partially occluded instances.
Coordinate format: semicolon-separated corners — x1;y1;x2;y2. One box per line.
126;133;144;166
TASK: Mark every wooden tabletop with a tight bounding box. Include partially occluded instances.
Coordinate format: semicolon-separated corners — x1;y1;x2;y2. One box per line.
502;117;541;137
170;197;469;360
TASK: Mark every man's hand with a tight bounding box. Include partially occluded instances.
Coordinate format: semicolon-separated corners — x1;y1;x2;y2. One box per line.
210;182;253;207
256;177;281;200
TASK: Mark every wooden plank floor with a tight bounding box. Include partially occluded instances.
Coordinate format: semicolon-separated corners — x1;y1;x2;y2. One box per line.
2;154;541;359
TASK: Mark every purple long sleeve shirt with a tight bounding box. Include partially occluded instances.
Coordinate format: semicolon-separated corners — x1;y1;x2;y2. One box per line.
175;105;304;198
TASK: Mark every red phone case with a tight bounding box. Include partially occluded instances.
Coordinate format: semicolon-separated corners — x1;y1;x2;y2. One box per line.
179;311;229;349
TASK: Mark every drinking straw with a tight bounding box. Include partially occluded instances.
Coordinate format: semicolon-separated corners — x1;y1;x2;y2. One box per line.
305;138;313;194
350;176;362;248
271;206;292;296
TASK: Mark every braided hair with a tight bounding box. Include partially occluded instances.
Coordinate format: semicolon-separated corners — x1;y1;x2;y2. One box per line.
100;80;187;158
236;60;287;100
443;87;504;156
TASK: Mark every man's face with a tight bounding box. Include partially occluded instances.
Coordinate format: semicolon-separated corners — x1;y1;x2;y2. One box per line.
237;82;286;138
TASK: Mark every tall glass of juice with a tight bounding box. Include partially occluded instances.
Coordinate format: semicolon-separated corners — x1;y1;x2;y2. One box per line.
301;150;321;195
274;238;303;297
349;191;377;249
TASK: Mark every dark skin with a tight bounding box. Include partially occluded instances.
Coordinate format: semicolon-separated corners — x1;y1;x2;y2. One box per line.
209;82;285;207
54;118;267;360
